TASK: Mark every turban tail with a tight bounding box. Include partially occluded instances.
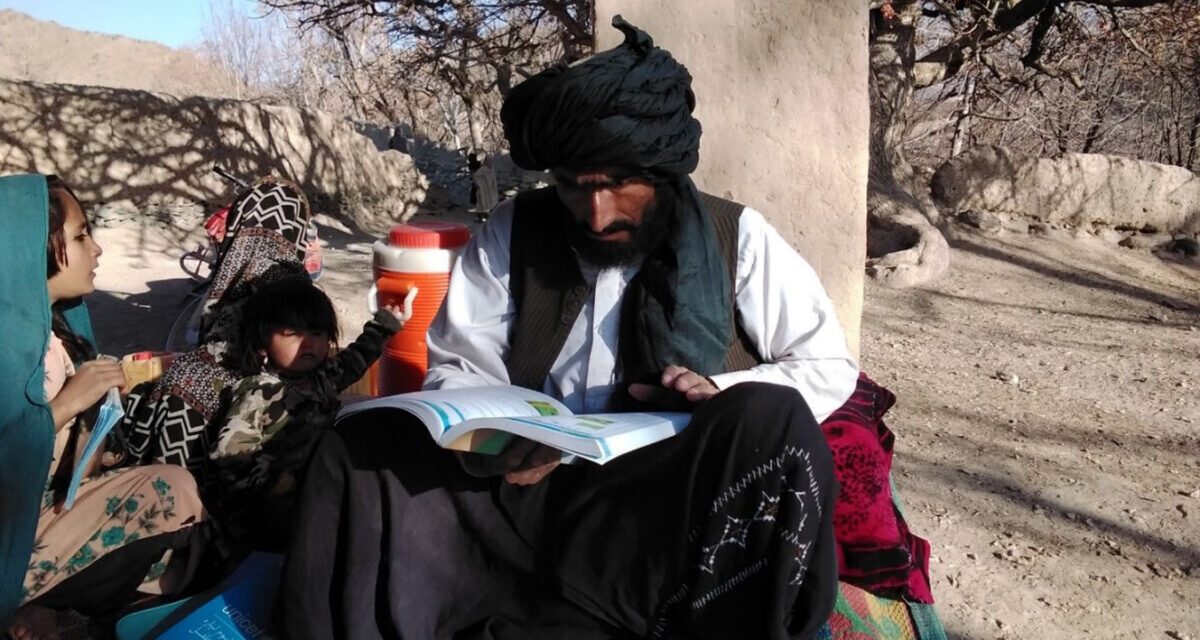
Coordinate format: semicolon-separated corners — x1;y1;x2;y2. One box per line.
502;17;732;388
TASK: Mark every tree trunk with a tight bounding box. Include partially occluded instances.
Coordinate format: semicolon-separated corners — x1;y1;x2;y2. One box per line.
437;94;463;150
951;77;975;157
493;63;514;98
323;25;369;121
462;91;486;154
865;6;950;288
400;86;425;140
453;30;487;156
1187;109;1200;172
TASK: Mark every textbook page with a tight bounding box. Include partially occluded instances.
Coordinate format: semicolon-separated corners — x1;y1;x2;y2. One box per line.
339;385;572;440
443;411;691;464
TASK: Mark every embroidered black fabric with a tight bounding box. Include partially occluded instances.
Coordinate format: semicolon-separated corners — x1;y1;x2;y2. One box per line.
278;383;838;639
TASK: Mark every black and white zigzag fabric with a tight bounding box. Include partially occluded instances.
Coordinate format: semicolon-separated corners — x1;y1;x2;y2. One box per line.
120;177;312;495
226;179;309;250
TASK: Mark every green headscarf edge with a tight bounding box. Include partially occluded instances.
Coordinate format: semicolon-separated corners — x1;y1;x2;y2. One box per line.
0;173;96;625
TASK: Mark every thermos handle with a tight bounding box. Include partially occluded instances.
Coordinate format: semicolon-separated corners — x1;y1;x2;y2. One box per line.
368;283;418;325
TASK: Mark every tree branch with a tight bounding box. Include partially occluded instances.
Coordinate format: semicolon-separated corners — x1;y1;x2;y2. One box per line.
1019;1;1085;89
536;0;589;44
914;0;1176;87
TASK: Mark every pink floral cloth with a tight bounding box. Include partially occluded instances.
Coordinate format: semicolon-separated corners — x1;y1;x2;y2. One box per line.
21;336;204;602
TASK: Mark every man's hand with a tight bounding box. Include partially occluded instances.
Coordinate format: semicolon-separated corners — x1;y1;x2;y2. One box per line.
628;365;720;409
504;451;561;486
456;436;562;486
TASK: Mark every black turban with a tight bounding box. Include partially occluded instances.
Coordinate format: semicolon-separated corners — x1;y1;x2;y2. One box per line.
500;17;736;396
501;16;701;175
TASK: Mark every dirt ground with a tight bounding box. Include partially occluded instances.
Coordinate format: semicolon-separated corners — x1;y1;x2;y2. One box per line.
862;226;1200;640
88;216;1199;640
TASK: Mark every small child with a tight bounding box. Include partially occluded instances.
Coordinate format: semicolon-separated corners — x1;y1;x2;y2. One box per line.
210;276;404;547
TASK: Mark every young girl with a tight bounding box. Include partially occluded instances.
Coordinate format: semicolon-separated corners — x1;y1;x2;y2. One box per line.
209;276;404;547
3;175;204;639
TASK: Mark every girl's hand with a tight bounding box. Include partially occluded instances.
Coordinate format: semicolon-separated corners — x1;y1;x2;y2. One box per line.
50;359;125;430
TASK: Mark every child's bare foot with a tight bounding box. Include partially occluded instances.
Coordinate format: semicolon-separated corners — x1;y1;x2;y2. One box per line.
6;604;59;640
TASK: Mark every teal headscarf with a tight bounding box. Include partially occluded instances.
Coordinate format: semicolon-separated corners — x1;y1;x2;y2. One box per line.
0;174;96;625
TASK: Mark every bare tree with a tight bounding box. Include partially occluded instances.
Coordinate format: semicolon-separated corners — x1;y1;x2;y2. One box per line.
865;0;1189;287
201;0;297;100
257;0;592;155
907;2;1200;171
201;0;1194;286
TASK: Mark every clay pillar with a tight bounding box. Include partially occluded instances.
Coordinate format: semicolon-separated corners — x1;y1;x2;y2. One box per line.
596;1;868;356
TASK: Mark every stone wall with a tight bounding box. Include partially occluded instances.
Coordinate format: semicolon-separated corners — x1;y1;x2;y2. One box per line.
351;120;550;210
0;79;429;233
932;146;1200;235
405;145;550;210
596;1;869;355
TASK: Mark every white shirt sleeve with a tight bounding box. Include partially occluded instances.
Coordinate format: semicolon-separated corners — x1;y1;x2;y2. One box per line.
423;200;517;390
707;207;859;422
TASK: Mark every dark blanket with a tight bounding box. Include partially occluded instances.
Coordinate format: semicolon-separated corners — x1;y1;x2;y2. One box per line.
821;374;933;604
278;382;839;640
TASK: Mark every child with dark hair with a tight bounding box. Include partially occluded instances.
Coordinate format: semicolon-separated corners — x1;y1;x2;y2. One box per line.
209;276;404;547
3;174;204;639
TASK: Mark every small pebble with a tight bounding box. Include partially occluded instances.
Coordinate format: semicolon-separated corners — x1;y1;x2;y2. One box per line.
995;371;1020;385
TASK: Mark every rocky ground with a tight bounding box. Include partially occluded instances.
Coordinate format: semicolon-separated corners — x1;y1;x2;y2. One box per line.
89;213;1199;640
863;225;1200;640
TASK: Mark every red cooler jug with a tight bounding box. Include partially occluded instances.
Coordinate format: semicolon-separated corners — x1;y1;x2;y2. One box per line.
370;221;471;395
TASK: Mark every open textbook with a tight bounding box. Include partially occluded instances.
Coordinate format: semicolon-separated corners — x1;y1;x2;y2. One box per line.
340;385;691;464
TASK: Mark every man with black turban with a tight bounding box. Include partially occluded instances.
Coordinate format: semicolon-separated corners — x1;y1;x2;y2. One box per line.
279;17;858;639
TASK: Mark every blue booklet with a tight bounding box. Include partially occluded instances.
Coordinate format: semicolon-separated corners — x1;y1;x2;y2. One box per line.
63;386;123;509
157;552;283;639
115;552;284;640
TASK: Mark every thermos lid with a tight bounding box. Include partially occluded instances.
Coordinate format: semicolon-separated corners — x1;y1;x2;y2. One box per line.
388;222;471;249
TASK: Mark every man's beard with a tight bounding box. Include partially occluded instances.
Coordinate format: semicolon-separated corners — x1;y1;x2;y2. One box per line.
566;188;675;268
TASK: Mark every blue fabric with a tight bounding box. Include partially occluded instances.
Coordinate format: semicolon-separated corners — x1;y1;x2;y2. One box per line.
908;602;948;640
0;174;95;625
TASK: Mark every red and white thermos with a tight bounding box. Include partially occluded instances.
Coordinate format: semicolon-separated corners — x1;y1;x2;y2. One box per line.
369;221;471;395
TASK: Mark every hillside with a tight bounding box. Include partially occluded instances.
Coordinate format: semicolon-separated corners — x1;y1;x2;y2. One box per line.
0;9;227;97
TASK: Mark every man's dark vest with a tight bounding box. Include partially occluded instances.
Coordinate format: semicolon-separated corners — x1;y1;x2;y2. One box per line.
504;187;763;390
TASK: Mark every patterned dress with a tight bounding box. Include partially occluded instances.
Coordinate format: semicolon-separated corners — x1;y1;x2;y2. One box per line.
208;310;399;544
21;335;204;603
122;178;313;492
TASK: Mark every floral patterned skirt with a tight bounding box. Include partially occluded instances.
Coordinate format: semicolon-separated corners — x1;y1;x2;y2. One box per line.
22;464;204;603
